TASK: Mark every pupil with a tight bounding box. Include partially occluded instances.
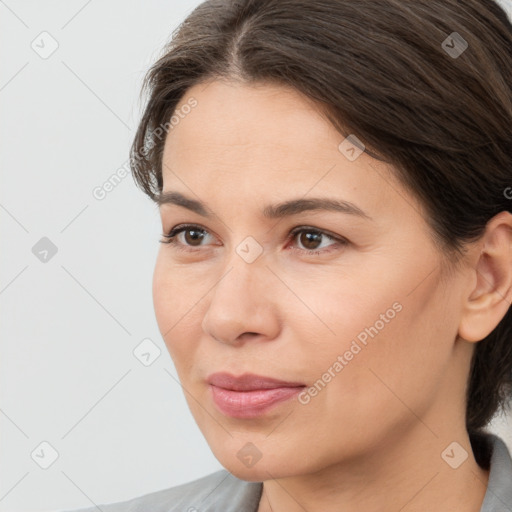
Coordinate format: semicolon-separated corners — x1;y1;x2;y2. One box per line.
302;232;321;250
185;229;203;246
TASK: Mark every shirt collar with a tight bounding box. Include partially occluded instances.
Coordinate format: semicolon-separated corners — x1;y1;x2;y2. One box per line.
479;433;512;511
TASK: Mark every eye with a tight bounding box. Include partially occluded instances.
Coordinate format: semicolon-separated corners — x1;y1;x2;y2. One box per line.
160;224;214;250
159;224;348;255
288;226;346;254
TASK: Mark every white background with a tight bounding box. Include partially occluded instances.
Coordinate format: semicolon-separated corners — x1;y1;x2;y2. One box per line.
1;1;511;511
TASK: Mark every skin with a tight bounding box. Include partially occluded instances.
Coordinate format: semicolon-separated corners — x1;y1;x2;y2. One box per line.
152;79;512;512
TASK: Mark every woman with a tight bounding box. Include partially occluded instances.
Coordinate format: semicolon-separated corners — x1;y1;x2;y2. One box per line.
67;0;512;510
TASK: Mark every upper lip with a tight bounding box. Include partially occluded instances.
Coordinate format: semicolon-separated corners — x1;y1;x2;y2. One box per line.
207;372;306;391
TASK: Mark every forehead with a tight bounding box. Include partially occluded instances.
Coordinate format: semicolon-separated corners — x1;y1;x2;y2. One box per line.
163;80;340;166
160;80;425;225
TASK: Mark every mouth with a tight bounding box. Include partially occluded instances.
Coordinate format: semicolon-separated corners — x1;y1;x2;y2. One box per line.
207;372;306;418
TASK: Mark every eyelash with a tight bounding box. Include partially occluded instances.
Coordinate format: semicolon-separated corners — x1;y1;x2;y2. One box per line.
159;224;348;256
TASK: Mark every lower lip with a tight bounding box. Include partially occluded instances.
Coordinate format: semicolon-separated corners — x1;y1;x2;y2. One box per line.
210;385;304;418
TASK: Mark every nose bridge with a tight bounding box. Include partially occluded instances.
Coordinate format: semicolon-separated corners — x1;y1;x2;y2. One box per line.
216;228;269;296
201;243;280;344
211;242;268;314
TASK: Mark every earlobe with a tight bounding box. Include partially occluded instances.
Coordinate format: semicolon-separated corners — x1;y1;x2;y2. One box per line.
458;211;512;343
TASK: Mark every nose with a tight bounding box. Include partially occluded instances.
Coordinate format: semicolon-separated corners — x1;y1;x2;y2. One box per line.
201;254;281;346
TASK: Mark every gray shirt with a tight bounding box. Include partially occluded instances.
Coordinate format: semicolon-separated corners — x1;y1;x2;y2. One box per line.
64;433;512;512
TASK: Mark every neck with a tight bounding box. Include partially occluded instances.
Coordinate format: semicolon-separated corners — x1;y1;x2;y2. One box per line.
256;425;490;512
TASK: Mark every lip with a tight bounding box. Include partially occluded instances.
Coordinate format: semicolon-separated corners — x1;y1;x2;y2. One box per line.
207;372;306;391
207;372;306;418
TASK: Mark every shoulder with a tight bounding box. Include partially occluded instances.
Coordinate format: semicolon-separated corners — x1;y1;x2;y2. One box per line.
60;469;263;512
479;433;512;511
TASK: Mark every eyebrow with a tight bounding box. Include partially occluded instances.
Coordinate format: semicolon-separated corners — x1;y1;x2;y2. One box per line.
154;191;372;220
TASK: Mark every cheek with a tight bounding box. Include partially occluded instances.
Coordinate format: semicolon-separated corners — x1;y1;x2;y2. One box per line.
152;253;200;327
314;278;455;429
152;256;173;332
152;255;190;353
295;260;453;401
152;254;210;370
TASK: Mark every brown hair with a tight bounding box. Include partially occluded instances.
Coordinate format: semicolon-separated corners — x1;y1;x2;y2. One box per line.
130;0;512;439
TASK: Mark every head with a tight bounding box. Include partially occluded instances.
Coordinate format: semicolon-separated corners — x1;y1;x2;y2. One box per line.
131;0;512;480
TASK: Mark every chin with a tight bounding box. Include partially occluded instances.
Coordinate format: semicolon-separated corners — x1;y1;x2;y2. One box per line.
212;445;302;482
225;465;270;482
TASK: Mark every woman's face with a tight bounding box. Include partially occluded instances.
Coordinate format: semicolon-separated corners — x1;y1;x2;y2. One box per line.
153;79;473;480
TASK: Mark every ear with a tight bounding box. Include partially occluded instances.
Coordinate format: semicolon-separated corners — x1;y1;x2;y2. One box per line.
458;211;512;343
